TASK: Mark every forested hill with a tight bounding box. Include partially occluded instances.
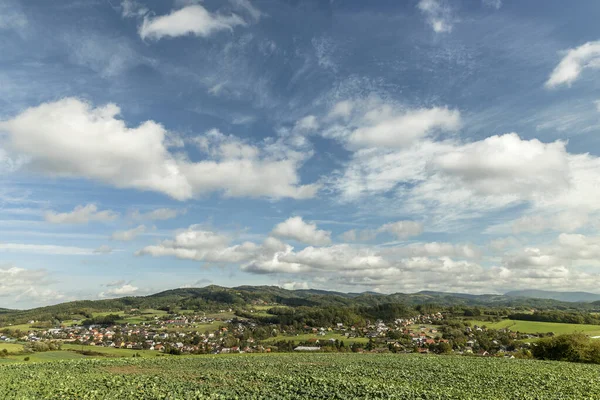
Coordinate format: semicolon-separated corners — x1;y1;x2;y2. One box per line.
2;285;600;327
505;290;600;303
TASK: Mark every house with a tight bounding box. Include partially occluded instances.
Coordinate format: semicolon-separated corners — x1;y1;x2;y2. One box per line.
294;346;321;351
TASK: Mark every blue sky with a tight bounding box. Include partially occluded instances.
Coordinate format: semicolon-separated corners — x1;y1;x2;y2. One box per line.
2;0;600;309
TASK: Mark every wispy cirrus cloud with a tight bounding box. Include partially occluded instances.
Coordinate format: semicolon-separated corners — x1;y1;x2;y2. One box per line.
111;225;146;241
0;243;96;255
45;204;118;224
417;0;454;33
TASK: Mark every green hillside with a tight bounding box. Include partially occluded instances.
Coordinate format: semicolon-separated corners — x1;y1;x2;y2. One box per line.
3;285;595;325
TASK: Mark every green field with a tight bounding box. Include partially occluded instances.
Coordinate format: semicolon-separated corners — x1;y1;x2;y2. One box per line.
468;319;600;336
61;344;159;358
0;343;23;353
1;353;600;399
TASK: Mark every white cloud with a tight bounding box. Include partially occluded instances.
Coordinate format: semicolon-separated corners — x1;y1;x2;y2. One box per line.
230;0;262;22
329;130;600;228
1;98;193;200
294;115;319;132
186;129;318;199
0;243;95;255
99;283;139;298
328;100;353;119
488;237;519;252
45;204;118;224
546;41;600;88
137;225;263;263
64;34;150;79
342;220;423;242
272;216;332;246
111;225;146;241
139;5;245;41
434;133;569;197
0;265;65;305
0;98;317;201
280;281;309;290
104;280;126;287
482;0;502;9
511;211;589;234
15;287;66;304
378;220;423;239
94;245;113;254
382;242;481;259
130;208;183;221
417;0;454;33
322;100;460;150
595;100;600;112
0;2;27;32
121;0;148;18
0;266;48;296
135;222;600;293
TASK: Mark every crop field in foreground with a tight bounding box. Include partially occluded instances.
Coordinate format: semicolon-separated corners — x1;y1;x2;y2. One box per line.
2;353;600;399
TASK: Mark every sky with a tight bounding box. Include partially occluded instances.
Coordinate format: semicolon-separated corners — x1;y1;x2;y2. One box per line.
2;0;600;309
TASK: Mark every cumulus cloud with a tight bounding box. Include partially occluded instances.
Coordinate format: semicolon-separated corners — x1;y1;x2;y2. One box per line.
111;225;146;241
136;223;600;293
139;5;245;40
272;217;332;246
137;225;263;263
45;204;118;224
417;0;454;33
280;281;309;290
99;283;139;298
324;100;461;149
1;98;192;200
329;130;600;228
15;287;66;304
0;98;317;201
0;266;48;297
186;129;318;199
434;133;569;197
0;266;64;305
546;41;600;88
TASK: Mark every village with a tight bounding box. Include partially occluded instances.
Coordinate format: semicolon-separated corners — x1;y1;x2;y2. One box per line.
0;309;539;358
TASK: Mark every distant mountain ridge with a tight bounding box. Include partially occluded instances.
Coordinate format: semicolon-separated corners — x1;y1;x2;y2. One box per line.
505;290;600;303
2;285;596;316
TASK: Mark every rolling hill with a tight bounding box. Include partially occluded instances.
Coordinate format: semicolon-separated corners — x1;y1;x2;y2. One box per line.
505;290;600;303
2;285;599;328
